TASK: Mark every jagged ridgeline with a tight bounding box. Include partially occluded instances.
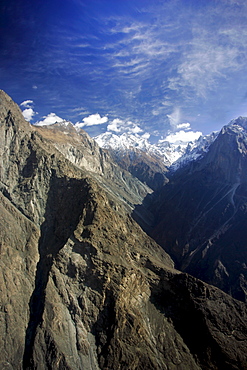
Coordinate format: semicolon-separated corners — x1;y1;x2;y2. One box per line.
0;89;247;369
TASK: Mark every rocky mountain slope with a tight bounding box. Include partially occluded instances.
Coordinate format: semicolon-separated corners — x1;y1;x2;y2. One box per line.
1;90;247;369
141;117;247;303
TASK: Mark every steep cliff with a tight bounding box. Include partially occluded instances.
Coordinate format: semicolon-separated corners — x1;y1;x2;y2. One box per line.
1;90;247;370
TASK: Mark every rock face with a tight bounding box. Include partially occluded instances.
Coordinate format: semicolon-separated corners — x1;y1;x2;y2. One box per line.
144;117;247;303
1;90;247;369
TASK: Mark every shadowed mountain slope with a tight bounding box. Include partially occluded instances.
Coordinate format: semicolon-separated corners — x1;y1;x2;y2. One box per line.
143;117;247;303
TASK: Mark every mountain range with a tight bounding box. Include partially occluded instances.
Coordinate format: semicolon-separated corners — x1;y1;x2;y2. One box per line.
1;90;247;369
94;129;218;170
93;127;218;191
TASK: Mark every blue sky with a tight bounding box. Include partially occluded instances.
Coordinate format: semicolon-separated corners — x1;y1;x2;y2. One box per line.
1;0;247;141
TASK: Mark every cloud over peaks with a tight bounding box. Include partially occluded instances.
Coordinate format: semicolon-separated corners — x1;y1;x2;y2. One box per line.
75;114;108;128
164;130;202;144
107;118;143;135
35;113;64;126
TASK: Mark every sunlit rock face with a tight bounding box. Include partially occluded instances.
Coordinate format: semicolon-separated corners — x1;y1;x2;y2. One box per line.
1;90;247;370
144;117;247;302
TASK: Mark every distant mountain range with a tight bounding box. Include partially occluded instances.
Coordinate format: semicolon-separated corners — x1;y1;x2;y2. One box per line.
92;127;218;192
94;129;218;170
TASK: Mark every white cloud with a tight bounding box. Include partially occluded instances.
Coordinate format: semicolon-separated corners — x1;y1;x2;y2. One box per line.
106;118;143;135
75;113;108;128
107;118;123;132
20;100;37;121
177;123;191;130
164;130;202;144
162;100;173;107
167;110;191;132
22;108;36;121
152;108;161;116
104;17;179;81
35;113;64;126
70;106;89;114
170;22;247;98
20;100;34;108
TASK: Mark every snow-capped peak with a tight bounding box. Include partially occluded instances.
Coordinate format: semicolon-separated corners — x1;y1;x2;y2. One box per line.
95;132;152;152
94;130;218;169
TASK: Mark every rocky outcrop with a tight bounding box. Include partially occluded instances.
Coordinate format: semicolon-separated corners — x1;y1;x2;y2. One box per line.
143;117;247;302
1;90;247;369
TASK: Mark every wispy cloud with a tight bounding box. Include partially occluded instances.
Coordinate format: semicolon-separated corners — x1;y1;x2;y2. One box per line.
20;100;34;108
167;108;181;130
170;30;247;98
11;0;247;137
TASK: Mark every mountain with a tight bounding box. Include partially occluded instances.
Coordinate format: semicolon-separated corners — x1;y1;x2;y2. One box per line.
103;146;169;192
94;132;169;191
94;130;217;190
140;116;247;303
169;131;218;171
1;90;247;369
94;130;217;168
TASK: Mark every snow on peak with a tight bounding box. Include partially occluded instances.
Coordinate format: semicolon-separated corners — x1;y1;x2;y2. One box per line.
169;131;219;170
95;132;152;152
94;129;218;169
